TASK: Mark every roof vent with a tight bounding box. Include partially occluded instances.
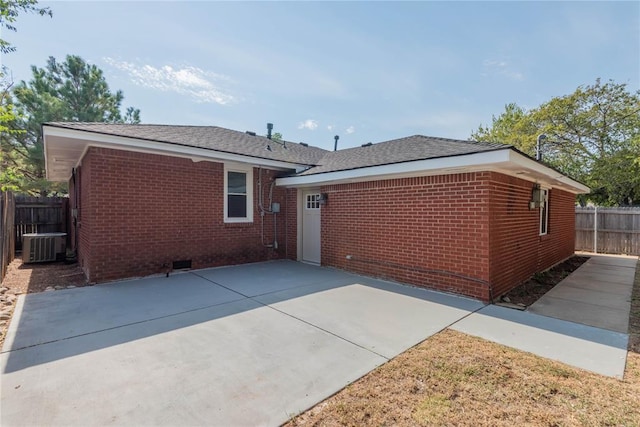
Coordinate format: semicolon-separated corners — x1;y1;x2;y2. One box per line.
334;135;339;151
267;123;273;140
246;131;256;136
361;142;373;147
300;142;308;147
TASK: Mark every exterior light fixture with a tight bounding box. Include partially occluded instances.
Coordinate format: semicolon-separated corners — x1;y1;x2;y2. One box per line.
530;184;543;209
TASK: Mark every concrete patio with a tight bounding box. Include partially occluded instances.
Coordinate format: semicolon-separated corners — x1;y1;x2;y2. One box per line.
1;256;636;426
1;261;483;427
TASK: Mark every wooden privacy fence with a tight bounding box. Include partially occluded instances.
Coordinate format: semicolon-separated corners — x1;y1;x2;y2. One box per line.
1;191;16;282
14;196;68;251
575;207;640;255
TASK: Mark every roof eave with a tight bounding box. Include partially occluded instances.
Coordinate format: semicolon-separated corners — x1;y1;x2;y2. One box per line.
43;125;309;181
276;148;590;195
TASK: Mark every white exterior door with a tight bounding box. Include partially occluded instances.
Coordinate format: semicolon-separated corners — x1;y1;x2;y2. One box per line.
302;191;322;264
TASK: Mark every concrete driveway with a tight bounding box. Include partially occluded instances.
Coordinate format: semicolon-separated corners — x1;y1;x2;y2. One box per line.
1;260;483;426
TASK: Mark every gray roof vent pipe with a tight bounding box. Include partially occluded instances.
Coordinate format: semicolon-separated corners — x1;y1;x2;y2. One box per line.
536;134;547;161
334;135;339;151
267;123;273;140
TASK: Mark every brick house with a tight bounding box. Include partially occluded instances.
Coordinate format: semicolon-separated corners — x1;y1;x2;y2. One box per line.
43;123;588;302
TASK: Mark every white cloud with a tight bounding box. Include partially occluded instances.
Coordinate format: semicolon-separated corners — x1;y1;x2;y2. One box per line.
104;57;236;104
346;125;355;134
482;59;524;81
298;119;319;130
327;124;334;131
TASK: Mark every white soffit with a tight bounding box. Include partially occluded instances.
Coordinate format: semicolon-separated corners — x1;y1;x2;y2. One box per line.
276;149;589;195
43;126;307;182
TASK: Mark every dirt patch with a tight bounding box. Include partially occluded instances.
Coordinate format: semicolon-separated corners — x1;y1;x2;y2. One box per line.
286;329;640;427
0;257;87;348
1;257;87;294
500;256;590;307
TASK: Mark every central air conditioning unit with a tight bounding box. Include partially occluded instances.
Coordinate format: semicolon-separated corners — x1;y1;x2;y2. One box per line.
22;233;67;264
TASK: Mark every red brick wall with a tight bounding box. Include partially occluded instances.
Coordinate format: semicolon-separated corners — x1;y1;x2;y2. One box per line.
285;188;298;261
487;172;576;297
74;147;292;283
320;173;492;300
319;171;577;301
77;161;93;280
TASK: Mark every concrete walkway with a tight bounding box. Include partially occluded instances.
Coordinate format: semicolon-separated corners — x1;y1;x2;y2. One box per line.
528;254;638;333
453;253;637;379
451;304;629;378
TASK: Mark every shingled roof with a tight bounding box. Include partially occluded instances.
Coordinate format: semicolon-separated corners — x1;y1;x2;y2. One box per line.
303;135;510;176
45;122;328;166
45;122;511;174
43;122;589;194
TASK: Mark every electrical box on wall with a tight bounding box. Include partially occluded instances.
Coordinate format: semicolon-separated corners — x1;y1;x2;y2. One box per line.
271;202;280;213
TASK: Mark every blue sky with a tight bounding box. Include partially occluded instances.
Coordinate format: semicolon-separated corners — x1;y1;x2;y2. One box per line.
3;1;639;151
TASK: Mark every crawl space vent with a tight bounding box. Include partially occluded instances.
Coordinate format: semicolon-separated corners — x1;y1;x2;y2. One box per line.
172;260;192;270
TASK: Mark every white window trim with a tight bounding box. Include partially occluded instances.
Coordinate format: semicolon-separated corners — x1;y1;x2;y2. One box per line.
224;163;254;223
539;188;549;236
305;193;321;210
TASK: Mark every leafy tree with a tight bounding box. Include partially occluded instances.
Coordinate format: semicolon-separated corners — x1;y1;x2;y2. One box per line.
264;130;283;142
472;79;640;206
4;55;141;195
0;113;25;193
0;80;25;192
0;0;52;191
0;0;52;54
473;103;538;153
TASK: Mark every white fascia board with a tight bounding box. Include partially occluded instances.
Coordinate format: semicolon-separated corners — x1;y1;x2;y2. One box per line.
276;148;590;195
43;126;306;173
507;151;590;194
276;149;512;188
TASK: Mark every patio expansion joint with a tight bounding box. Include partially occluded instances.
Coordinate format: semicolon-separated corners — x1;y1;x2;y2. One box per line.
0;297;246;355
531;293;631;311
190;271;401;361
445;303;488;331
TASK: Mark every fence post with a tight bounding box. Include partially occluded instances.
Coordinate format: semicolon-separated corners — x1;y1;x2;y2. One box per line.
593;206;598;254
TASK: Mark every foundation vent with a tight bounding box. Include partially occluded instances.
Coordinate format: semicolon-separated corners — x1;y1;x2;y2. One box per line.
172;260;192;270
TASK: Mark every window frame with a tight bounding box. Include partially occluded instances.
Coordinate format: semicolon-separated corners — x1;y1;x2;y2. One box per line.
305;193;321;210
224;163;253;223
539;188;549;236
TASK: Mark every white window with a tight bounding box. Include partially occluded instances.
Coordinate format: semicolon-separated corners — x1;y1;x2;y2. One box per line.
306;193;321;210
539;189;549;235
224;163;253;223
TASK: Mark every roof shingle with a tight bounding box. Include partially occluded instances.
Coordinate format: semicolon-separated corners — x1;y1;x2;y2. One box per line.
46;122;328;166
300;135;510;176
45;123;511;175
